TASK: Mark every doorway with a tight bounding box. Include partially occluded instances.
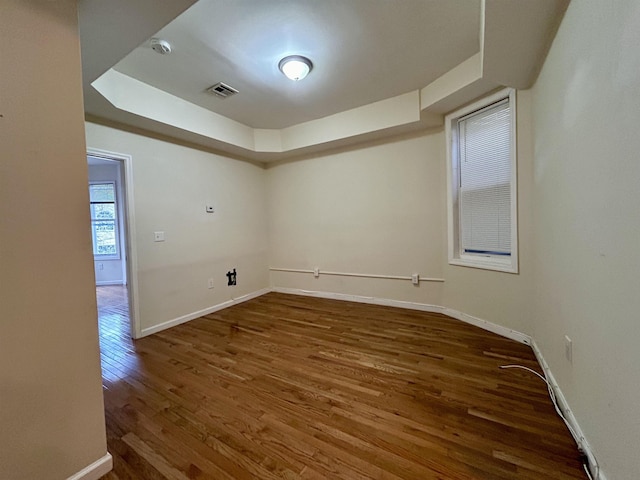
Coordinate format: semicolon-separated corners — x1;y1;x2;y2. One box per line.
87;149;139;341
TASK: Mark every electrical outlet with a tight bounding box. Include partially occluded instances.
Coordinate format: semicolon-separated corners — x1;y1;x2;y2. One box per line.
207;278;214;289
313;267;320;278
411;273;419;285
564;335;573;363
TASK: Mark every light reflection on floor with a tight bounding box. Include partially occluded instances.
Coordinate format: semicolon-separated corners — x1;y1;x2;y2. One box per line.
96;285;141;382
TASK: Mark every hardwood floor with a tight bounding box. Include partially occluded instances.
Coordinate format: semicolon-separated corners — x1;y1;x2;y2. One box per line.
97;291;587;479
97;285;133;384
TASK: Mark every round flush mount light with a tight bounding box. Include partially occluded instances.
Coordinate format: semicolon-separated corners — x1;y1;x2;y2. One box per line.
150;38;172;55
278;55;313;81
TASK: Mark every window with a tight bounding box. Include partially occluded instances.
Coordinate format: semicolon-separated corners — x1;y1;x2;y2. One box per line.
89;182;119;258
445;88;518;273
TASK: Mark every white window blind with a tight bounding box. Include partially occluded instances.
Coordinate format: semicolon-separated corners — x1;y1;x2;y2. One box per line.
458;98;512;255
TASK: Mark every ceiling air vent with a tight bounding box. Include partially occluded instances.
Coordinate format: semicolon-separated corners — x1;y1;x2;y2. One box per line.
207;82;239;98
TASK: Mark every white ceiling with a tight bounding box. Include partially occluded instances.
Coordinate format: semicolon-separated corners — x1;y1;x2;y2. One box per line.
112;0;480;129
79;0;569;162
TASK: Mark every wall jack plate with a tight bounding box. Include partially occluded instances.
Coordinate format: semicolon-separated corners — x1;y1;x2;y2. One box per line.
411;273;420;285
313;267;320;278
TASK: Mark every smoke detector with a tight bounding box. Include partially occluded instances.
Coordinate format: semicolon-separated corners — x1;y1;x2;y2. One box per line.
150;38;172;55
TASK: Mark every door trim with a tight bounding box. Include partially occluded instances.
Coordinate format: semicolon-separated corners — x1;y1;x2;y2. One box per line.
87;147;141;339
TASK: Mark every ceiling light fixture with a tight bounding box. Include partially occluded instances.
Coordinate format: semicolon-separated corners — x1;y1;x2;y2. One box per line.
278;55;313;81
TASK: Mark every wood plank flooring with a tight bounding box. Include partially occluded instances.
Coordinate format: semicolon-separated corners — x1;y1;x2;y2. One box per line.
97;285;132;380
97;290;587;479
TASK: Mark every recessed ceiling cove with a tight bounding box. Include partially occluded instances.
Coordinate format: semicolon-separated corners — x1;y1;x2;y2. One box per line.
81;0;569;161
111;0;481;130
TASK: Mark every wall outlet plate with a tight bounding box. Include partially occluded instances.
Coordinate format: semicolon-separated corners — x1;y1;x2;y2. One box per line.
564;335;573;363
411;273;419;285
207;278;214;289
313;267;320;278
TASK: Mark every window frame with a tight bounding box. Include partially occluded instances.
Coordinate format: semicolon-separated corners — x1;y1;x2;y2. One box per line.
89;181;120;260
445;88;518;274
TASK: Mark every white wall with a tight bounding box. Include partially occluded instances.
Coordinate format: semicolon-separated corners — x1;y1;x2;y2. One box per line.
0;1;108;479
531;0;640;477
88;162;126;285
85;123;270;334
267;132;445;306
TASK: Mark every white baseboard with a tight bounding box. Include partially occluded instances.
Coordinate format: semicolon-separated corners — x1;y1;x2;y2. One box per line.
272;287;530;345
441;307;531;345
530;340;605;480
139;288;271;337
66;453;112;480
96;280;125;286
273;286;442;313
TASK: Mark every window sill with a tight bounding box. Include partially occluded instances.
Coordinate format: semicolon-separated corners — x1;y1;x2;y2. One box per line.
94;255;121;261
449;256;518;274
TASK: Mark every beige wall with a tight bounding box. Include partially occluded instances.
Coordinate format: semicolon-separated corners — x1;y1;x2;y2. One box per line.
0;1;108;479
267;92;534;335
531;0;640;477
85;123;270;333
267;132;445;306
